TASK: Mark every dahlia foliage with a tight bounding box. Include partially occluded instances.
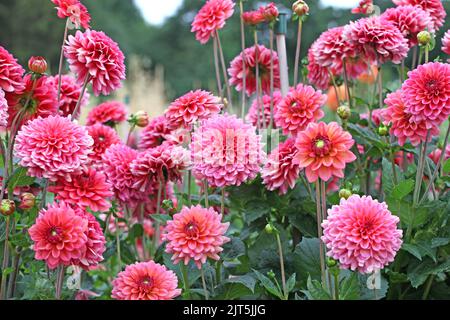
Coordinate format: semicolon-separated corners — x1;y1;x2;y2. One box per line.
1;0;450;302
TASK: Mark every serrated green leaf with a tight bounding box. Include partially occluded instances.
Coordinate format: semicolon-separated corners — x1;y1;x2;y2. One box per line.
407;259;450;288
443;159;450;174
151;214;172;225
253;269;283;299
303;276;331;300
293;238;322;282
339;272;360;300
286;273;296;293
7;166;35;192
225;274;256;293
391;179;414;200
222;237;246;261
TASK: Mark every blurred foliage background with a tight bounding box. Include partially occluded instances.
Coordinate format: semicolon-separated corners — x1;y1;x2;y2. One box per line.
0;0;449;102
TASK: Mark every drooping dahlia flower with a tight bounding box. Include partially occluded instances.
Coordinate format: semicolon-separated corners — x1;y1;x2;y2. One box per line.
49;75;90;118
191;0;234;44
322;195;403;274
191;114;265;188
112;261;181;300
242;10;266;26
275;84;326;136
246;91;282;129
442;30;450;57
51;0;91;29
0;89;8;127
49;168;113;212
165;90;222;128
307;43;331;90
343;16;409;64
383;90;439;146
402;62;450;128
352;0;374;15
393;0;446;32
164;205;230;269
7;75;58;127
293;122;356;183
29;202;88;269
138;116;173;150
228;45;281;96
64;30;126;96
381;5;431;47
86;101;127;126
14;115;93;182
0;45;25;93
262;138;300;195
429;146;450;165
86;123;121;165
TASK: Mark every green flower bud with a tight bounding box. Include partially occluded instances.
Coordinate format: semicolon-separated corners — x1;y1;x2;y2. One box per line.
339;188;352;200
417;31;432;46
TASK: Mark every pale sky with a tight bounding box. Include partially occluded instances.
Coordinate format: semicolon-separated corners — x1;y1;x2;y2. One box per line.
134;0;360;25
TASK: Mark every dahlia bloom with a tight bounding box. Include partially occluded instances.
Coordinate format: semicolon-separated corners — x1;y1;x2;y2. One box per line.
86;124;121;165
29;202;88;269
293;122;356;183
307;44;331;90
402;62;450;128
112;261;181;300
86;101;127;126
343;16;409;64
0;89;8;127
49;168;113;212
381;5;431;47
0;45;25;93
51;0;91;29
393;0;446;32
246;91;283;129
262;138;300;195
429;146;450;165
64;30;126;96
352;0;374;15
442;30;450;57
242;11;266;26
191;114;265;188
138;116;173;150
164;205;230;268
228;45;281;96
322;195;403;274
49;75;90;118
191;0;235;44
382;90;439;146
275;84;326;136
14;115;93;181
165;90;222;128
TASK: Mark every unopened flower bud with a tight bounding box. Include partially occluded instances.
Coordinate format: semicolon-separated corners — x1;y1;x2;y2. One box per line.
0;199;15;217
378;124;389;136
292;0;309;17
265;223;274;234
135;111;149;128
417;31;431;46
339;188;352;200
337;104;351;120
267;270;276;279
19;193;36;210
28;56;48;74
162;199;174;211
327;257;338;268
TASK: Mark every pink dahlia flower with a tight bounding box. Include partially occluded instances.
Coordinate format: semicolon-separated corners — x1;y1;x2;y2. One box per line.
191;0;235;44
275;84;326;136
429;146;450;165
0;45;25;93
49;75;90;118
293;122;356;183
86;101;127;126
242;10;266;26
138;116;173;150
442;30;450;58
49;168;113;212
228;45;281;96
14;115;93;181
307;43;331;90
393;0;446;32
262;138;300;195
402;62;450;128
164;205;230;268
381;5;431;47
383;90;440;146
0;89;8;127
51;0;91;29
191;114;265;188
64;30;126;96
165;90;222;128
29;202;88;269
112;261;181;300
322;195;403;274
246;91;283;129
343;16;409;64
86;123;121;165
352;0;374;15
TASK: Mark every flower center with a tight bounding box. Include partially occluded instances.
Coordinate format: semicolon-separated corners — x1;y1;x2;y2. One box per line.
184;221;200;239
426;79;439;95
138;276;154;293
47;227;63;244
98;135;105;142
312;136;331;157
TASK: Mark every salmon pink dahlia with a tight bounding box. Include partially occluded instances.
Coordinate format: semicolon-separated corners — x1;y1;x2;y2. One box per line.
0;89;8;127
14;115;93;181
393;0;446;32
246;91;282;129
307;44;331;90
165;90;222;128
429;146;450;165
191;0;235;44
112;261;181;300
191;114;265;188
228;45;281;96
402;62;450;128
343;16;409;64
275;84;326;136
322;195;403;274
51;0;91;29
293;122;356;183
0;45;25;93
164;205;230;268
86;101;127;126
49;75;89;118
262;138;300;195
29;202;88;269
86;124;121;165
138;116;173;150
64;30;126;96
242;10;266;26
49;168;113;212
442;30;450;57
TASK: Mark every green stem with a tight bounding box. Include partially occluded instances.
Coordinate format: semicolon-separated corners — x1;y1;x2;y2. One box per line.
181;263;191;299
422;274;434;300
71;74;90;118
342;59;352;109
315;181;326;287
275;233;287;300
215;30;232;109
201;267;209;300
153;179;164;254
55;266;65;300
57;19;70;105
293;19;303;86
204;180;209;208
115;219;122;269
213;36;224;101
333;273;339;300
0;216;11;300
221;188;226;215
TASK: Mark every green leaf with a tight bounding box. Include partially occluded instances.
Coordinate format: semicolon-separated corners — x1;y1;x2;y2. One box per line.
391;179;415;200
7;167;35;191
253;269;283;300
293;238;322;282
443;159;450;174
402;241;438;262
151;214;172;225
222;237;246;261
127;224;143;242
302;276;331;300
339;272;360;300
286;273;296;293
407;259;450;288
244;200;270;224
225;274;256;293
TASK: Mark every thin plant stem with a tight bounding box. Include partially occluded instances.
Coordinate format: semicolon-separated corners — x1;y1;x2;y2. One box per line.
315;181;326;287
115;219;122;269
181;263;191;299
153;179;164;253
0;216;11;300
126;124;136;146
378;66;383;110
275;233;287;299
239;0;247;119
293;19;303;86
422;274;435;300
187;171;192;206
221;188;225;215
204;180;209;207
71;74;90;118
55;266;65;300
7;248;21;299
215;31;232;109
201;267;209;300
57;19;70;105
333;273;339;300
411;46;418;70
39;179;50;210
342;59;352;108
321;180;332;293
213;37;224;101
